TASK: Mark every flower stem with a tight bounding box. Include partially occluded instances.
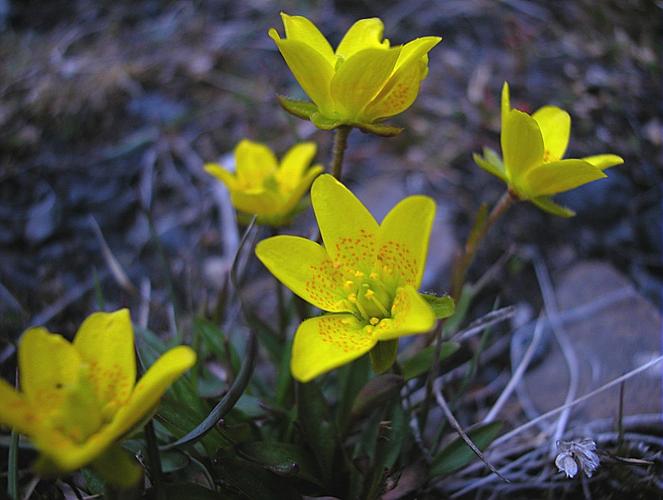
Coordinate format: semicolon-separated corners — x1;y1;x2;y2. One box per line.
330;126;351;180
451;190;515;299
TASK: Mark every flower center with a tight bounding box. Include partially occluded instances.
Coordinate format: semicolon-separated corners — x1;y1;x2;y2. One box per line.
343;270;394;323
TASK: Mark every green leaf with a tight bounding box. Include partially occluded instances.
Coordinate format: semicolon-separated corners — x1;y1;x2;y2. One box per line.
369;339;399;374
336;355;370;433
237;442;324;486
194;318;241;372
277;95;318;120
161;483;226;500
355;121;403;137
296;381;338;486
350;374;404;422
430;422;503;477
420;293;455;319
212;453;301;500
400;342;461;380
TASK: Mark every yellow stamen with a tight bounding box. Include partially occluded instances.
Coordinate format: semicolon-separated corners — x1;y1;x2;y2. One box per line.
369;317;379;326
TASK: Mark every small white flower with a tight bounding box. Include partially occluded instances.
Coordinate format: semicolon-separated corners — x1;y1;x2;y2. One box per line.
555;438;600;478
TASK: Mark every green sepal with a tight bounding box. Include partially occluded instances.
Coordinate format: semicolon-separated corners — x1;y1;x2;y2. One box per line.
354;121;403;137
369;339;399;373
92;444;143;489
420;293;455;319
530;195;576;218
310;112;343;130
276;95;318;120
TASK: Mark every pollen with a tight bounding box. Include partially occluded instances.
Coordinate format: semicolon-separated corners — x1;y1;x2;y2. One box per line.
344;280;354;290
347;293;357;303
354;270;365;278
369;272;379;280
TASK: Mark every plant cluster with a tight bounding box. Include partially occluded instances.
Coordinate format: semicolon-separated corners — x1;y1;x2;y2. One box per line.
1;12;625;500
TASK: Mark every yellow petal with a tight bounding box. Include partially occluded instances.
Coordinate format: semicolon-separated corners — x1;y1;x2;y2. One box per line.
109;346;196;440
73;309;136;418
501;109;544;182
393;36;441;72
0;378;40;435
581;154;624;170
532;106;571;161
277;142;317;188
363;36;440;121
330;47;401;119
291;314;376;382
280;165;324;215
377;195;436;288
530;196;576;217
19;327;82;417
204;163;237;190
269;30;335;115
335;18;386;59
311;174;379;274
523;159;606;198
501;81;511;132
279;13;335;64
255;234;348;312
49;365;104;443
235;139;278;186
375;285;436;341
231;189;284;216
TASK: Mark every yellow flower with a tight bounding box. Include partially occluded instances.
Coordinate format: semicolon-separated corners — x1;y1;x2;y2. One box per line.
205;139;324;226
0;309;195;486
269;13;441;135
473;82;624;217
255;174;436;382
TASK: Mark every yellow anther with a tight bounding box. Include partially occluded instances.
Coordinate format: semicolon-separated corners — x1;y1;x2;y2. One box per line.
354;270;365;278
343;280;354;290
369;317;379;325
364;289;375;299
369;272;379;280
347;293;357;303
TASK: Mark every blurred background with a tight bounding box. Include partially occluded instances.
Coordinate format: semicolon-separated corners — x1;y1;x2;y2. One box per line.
0;0;660;409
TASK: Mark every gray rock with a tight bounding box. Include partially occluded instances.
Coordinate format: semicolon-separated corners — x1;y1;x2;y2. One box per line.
524;261;661;420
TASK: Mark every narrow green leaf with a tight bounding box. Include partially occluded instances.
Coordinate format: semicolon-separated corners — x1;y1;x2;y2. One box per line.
296;381;338;486
430;422;503;477
237;442;324;486
336;355;370;433
350;374;404;422
400;342;460;380
420;293;455;319
8;429;18;500
161;483;224;500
